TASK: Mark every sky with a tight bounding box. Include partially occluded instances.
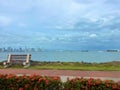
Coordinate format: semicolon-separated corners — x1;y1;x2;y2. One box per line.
0;0;120;50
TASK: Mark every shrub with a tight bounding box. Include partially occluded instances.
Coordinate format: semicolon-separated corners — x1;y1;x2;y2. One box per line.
0;74;62;90
63;77;120;90
0;74;120;90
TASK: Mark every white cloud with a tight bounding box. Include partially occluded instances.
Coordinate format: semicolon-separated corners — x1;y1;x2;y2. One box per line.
0;15;12;26
0;0;119;28
0;0;120;49
89;34;97;38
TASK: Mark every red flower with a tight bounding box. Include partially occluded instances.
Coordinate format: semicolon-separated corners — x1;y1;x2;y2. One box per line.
112;84;118;89
6;75;11;79
34;87;38;90
24;84;29;88
53;76;59;80
19;87;24;90
46;80;49;85
38;78;43;82
95;79;101;85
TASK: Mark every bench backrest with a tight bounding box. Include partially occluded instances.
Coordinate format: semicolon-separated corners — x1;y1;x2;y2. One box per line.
7;54;31;64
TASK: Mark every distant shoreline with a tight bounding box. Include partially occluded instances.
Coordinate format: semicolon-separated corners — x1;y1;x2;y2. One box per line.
1;60;120;63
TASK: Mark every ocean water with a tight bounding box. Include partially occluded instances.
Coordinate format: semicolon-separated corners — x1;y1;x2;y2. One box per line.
0;51;120;63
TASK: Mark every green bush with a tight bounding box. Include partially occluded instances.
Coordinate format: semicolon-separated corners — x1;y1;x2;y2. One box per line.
63;78;120;90
0;74;120;90
0;74;62;90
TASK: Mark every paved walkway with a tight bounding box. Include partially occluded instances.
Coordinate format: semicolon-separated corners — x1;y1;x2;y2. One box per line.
0;69;120;82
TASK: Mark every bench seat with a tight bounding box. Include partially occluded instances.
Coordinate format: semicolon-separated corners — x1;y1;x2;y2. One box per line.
3;54;31;68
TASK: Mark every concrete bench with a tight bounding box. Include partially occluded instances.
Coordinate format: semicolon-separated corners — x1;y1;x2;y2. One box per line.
3;54;31;68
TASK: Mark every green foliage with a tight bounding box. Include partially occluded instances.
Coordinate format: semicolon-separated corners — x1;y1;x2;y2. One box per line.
63;78;120;90
0;74;120;90
0;74;62;90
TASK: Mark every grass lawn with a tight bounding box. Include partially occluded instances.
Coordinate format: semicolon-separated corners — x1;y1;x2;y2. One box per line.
29;61;120;71
0;61;120;71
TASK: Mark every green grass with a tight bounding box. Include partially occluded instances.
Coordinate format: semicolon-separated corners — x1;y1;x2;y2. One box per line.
0;61;120;71
29;62;120;71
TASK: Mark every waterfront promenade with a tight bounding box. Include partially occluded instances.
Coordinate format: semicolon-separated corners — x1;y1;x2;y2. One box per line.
0;69;120;82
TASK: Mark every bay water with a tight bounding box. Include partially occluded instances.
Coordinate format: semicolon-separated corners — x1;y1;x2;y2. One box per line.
0;51;120;63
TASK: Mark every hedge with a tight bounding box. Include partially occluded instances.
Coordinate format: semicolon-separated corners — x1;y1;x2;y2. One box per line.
0;74;62;90
0;74;120;90
63;78;120;90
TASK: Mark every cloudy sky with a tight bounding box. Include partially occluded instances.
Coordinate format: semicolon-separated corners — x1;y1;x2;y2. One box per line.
0;0;120;50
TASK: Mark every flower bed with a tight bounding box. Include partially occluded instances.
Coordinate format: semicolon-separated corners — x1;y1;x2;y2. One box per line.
0;74;62;90
63;78;120;90
0;74;120;90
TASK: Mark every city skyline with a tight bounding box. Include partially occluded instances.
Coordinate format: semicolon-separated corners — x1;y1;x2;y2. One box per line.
0;0;120;50
0;47;43;52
